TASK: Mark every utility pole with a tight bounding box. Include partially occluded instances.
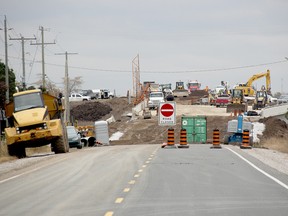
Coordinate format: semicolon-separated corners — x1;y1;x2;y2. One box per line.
4;16;9;104
10;35;36;90
0;15;12;127
30;26;55;90
132;54;140;98
55;52;78;125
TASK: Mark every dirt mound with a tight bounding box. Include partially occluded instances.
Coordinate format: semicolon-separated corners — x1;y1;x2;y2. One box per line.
258;117;288;153
70;101;112;122
70;97;133;125
259;117;288;139
189;90;209;97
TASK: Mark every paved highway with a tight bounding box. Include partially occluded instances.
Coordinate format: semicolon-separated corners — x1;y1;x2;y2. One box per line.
0;144;288;216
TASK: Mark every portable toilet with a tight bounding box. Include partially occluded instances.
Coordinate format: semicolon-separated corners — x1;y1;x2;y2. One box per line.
94;120;110;145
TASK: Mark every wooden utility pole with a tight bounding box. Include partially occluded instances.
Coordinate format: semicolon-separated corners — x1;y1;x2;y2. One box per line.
10;35;36;90
31;26;55;90
55;52;78;125
132;54;140;98
3;16;9;104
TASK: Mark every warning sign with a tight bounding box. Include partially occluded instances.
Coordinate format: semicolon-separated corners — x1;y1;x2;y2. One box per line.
158;102;176;126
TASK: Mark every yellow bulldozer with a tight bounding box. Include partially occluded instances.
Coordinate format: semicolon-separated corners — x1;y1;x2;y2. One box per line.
226;89;247;113
172;81;189;97
4;89;69;158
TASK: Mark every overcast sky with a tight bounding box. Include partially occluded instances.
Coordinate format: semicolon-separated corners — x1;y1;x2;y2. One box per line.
1;0;288;96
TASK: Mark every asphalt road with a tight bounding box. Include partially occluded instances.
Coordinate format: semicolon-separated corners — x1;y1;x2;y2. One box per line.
0;144;288;216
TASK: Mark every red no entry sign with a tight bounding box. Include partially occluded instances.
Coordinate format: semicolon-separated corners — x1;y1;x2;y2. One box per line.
160;103;174;117
158;102;176;126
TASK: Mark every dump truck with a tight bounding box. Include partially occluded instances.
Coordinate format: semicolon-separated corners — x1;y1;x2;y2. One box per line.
4;89;69;158
187;80;201;93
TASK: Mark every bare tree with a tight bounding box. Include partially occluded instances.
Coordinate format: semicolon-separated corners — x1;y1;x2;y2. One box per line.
68;76;83;93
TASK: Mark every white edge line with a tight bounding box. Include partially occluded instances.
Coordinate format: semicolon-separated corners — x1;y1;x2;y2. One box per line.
226;147;288;190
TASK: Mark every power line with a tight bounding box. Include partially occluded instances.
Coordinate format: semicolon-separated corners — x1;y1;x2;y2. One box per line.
1;53;288;73
43;59;288;73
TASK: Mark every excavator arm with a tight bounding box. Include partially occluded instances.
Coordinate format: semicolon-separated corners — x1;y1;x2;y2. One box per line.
246;70;270;90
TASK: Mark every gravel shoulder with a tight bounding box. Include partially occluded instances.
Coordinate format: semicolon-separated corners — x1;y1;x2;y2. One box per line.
241;147;288;175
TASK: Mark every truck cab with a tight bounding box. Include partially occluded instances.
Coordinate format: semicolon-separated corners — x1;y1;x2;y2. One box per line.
148;91;165;110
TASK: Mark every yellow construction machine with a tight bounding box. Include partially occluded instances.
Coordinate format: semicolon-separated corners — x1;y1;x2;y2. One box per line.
4;89;69;158
252;90;268;110
234;70;271;96
172;81;189;97
226;89;247;113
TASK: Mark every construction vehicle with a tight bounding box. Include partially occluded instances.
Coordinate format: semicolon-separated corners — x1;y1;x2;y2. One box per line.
4;89;69;158
76;125;96;147
215;94;230;107
234;70;271;96
223;114;253;145
187;80;201;93
148;91;165;110
172;81;189;97
226;89;247;113
252;90;268;110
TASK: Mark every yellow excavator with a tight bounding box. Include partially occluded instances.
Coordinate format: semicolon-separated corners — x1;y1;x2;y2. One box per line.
234;70;271;97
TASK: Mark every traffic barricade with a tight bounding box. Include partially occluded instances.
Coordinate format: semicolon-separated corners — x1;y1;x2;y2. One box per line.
240;129;252;149
178;128;189;148
211;129;222;149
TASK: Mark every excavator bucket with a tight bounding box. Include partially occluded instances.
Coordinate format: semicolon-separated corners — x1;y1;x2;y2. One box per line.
226;103;247;113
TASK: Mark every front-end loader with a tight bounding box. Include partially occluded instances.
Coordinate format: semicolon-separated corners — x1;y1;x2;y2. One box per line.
5;89;69;158
226;89;247;113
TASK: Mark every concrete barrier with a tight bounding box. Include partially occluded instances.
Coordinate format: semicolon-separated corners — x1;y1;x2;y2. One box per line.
260;104;288;123
132;100;146;119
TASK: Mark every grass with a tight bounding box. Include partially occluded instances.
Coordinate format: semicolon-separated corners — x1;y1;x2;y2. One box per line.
0;138;51;163
0;139;16;163
260;137;288;154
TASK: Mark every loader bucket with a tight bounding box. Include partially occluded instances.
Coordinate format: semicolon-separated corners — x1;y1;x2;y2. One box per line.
226;104;247;113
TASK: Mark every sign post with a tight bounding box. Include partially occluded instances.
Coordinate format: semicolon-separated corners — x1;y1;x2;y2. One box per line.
158;102;176;126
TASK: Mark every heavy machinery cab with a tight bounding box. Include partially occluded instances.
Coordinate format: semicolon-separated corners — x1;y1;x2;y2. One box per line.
176;81;185;90
253;90;268;110
14;91;45;113
5;89;64;127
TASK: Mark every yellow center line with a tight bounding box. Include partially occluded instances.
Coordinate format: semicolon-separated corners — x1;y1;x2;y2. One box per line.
123;188;130;192
134;174;140;178
115;198;124;204
104;211;114;216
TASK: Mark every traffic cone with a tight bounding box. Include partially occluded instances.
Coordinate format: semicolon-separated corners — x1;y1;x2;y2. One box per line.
240;129;252;149
164;128;177;149
178;128;189;148
211;129;222;149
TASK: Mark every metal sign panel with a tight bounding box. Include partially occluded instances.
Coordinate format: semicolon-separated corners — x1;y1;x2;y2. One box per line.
158;102;176;126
